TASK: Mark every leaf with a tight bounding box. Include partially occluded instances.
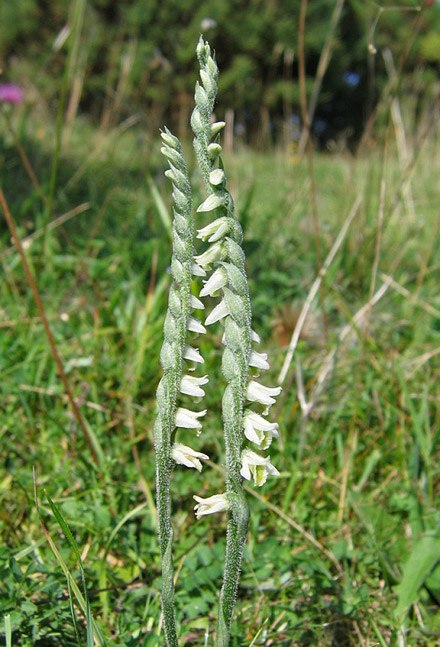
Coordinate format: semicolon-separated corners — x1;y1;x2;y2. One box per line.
44;493;106;646
394;532;440;619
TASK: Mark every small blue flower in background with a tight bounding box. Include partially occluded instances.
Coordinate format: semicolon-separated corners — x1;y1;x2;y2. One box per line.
343;71;360;87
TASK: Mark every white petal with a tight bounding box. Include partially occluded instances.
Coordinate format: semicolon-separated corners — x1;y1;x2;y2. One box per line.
183;345;204;364
194;242;224;269
243;412;279;448
175;407;207;429
196;193;225;212
190;294;205;310
192;263;206;277
193;493;230;518
180;374;209;397
197;217;228;241
251;330;261;344
205;299;230;326
267;462;280;476
187;317;207;334
244;411;279;432
246;381;282;406
240;459;252;481
172;443;209;471
243;417;262;444
199;268;228;297
249;350;270;371
242;449;268;467
196;217;230;243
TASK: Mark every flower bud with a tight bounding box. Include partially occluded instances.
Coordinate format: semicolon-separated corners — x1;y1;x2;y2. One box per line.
207;142;222;160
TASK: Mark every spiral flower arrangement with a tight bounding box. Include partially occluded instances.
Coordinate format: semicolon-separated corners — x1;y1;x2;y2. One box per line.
154;37;281;647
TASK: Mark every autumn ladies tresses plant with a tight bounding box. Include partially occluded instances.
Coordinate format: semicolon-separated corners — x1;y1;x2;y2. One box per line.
154;37;281;647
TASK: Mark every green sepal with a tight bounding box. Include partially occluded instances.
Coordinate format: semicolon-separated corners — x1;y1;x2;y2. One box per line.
224;238;246;270
222;347;241;382
223;288;250;331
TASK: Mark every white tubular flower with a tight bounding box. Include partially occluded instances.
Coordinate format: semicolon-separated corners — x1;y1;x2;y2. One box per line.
175;407;207;430
205;299;230;326
249;350;270;371
243;411;279;449
183;345;204;364
172;443;209;472
196;193;226;213
187;317;207;334
180;374;209;397
199;268;228;297
246;381;282;407
197;217;229;243
190;294;205;310
193;493;230;519
192;262;206;277
194;242;224;269
240;449;280;487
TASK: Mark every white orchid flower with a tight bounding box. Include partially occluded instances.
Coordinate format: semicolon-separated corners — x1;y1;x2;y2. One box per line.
180;374;209;397
243;411;279;449
205;299;230;326
194;242;224;269
171;443;209;472
192;262;206;277
197;217;230;243
196;193;226;213
183;345;204;364
199;267;228;297
248;350;270;371
175;407;207;430
240;449;280;487
190;294;205;310
246;381;282;406
187;316;207;334
193;493;230;519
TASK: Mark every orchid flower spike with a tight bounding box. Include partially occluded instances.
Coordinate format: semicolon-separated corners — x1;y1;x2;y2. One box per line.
155;36;283;647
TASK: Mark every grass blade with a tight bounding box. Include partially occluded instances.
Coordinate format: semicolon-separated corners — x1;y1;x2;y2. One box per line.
46;493;97;647
394;532;440;619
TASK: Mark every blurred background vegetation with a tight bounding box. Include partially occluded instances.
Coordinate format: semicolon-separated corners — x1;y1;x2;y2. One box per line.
1;0;440;148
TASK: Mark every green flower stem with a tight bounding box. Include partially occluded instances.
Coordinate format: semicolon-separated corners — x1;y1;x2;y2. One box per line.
191;38;251;645
154;128;195;647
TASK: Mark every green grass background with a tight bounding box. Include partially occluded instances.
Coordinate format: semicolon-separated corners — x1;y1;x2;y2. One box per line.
1;96;440;646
